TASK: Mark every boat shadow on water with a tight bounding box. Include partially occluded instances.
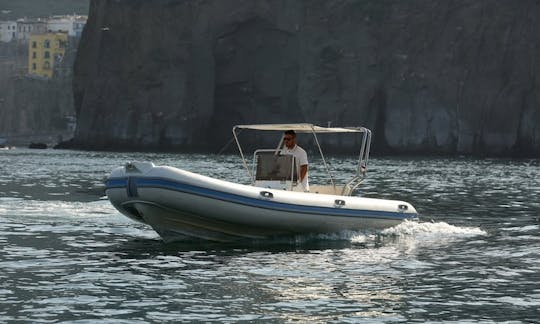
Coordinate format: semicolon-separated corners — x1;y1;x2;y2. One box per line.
102;219;473;259
109;228;428;257
108;218;488;259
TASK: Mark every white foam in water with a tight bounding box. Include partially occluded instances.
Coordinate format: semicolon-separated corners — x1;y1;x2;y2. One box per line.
291;229;376;245
381;220;487;237
0;198;124;222
294;220;486;247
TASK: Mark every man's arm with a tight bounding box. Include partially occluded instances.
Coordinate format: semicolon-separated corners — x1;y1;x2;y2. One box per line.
300;164;308;181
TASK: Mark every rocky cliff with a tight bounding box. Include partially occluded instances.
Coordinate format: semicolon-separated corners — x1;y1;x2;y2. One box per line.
71;0;540;156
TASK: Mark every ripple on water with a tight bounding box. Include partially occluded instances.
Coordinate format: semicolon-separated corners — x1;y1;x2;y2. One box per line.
1;151;540;322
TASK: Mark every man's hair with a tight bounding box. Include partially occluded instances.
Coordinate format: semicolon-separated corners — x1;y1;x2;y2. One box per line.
284;130;296;137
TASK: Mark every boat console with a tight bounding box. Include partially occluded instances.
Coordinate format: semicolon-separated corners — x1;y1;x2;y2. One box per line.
252;150;299;190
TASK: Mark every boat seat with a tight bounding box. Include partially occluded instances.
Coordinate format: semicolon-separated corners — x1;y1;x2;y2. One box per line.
309;185;345;195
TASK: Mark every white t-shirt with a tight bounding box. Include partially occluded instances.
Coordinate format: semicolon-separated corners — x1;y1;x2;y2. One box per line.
282;144;309;191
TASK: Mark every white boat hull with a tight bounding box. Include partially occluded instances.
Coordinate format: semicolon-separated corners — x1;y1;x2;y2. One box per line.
105;162;418;242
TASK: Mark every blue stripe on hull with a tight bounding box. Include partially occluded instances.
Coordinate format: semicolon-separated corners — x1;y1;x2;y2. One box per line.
105;177;418;220
106;178;128;188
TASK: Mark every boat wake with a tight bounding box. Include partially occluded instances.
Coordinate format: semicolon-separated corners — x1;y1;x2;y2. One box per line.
381;219;487;237
292;220;487;247
0;198;120;220
0;197;487;249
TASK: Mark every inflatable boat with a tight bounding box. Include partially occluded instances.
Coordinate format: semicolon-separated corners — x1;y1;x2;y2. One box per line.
105;124;418;242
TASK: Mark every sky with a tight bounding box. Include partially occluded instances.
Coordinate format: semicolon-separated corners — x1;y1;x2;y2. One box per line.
0;0;89;19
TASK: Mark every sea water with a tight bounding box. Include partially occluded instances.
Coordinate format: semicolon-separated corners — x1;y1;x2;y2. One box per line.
0;149;538;322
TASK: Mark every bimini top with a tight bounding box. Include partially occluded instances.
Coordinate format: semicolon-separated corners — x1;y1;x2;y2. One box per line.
232;123;372;183
234;123;367;133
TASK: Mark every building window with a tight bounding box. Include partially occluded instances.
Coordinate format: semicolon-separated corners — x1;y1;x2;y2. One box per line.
58;40;66;48
44;40;50;48
44;51;50;59
32;63;36;70
32;41;37;48
32;52;36;59
44;61;51;70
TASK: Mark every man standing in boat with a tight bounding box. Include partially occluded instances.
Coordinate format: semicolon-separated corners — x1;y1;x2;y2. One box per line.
282;130;309;192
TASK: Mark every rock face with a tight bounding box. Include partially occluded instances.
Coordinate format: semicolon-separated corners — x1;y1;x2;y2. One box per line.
72;0;540;156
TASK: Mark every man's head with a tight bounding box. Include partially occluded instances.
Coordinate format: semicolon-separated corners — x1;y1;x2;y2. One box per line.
283;130;296;149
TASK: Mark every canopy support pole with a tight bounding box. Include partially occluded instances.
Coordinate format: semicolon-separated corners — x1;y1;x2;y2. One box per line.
311;126;335;189
274;136;284;155
232;127;253;182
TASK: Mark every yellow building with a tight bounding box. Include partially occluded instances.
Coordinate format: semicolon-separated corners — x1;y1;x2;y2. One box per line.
28;32;68;78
